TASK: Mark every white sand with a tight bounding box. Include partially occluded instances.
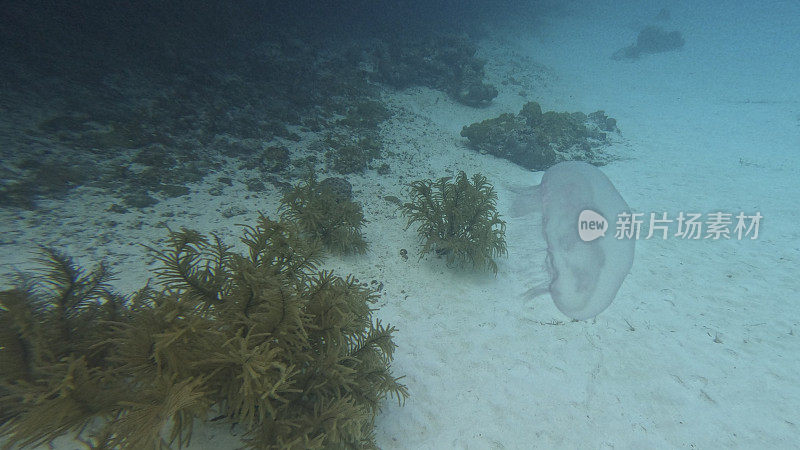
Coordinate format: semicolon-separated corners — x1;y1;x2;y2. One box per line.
371;3;800;448
3;1;799;448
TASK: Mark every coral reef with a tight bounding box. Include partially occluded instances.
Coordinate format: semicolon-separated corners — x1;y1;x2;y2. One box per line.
612;26;685;60
280;175;368;255
337;100;393;130
460;101;617;171
0;216;406;448
318;176;354;200
0;27;378;209
371;33;498;107
401;171;506;274
324;132;384;175
0;8;500;211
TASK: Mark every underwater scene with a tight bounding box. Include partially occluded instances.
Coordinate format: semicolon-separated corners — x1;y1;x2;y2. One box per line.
0;0;798;448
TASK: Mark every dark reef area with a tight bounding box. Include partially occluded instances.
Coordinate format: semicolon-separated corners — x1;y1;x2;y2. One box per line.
0;1;514;210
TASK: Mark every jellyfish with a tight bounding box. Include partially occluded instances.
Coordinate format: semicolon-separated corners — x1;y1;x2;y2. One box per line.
512;161;635;320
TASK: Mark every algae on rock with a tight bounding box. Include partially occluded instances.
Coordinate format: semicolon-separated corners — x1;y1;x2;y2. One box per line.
401;171;507;274
461;101;618;170
0;215;406;449
280;175;369;255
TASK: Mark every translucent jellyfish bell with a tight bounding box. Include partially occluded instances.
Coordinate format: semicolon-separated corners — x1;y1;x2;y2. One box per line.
512;161;635;320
